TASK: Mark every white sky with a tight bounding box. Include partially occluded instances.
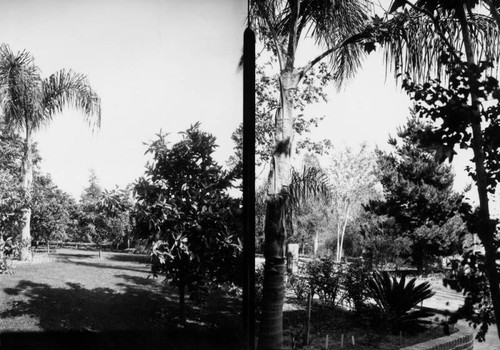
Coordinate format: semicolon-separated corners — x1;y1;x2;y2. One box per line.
0;0;477;202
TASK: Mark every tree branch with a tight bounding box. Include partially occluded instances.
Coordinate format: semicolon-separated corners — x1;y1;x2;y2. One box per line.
300;43;344;78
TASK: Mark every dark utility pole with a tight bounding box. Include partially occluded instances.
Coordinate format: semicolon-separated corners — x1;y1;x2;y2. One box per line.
242;25;256;350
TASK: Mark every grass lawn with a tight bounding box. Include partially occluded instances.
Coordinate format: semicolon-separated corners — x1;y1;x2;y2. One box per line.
0;248;241;350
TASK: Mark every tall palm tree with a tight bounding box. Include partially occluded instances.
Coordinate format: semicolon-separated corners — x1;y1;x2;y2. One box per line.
0;44;101;260
250;1;370;348
366;0;500;340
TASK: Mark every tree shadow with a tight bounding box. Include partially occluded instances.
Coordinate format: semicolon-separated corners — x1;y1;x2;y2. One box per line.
107;253;149;264
1;280;167;331
59;259;149;274
0;279;241;349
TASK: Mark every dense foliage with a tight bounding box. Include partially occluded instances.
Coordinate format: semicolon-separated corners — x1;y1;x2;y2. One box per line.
31;173;76;245
134;124;242;322
74;171;132;253
364;116;467;271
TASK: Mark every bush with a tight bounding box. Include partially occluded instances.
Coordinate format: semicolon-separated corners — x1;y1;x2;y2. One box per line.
367;270;435;333
342;259;371;312
287;264;310;302
305;257;345;306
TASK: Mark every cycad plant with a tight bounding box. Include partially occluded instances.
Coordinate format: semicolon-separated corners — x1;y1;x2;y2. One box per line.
368;270;435;333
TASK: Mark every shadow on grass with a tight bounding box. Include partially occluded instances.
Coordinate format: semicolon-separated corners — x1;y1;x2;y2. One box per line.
0;278;241;349
107;253;149;264
1;280;167;331
57;258;149;274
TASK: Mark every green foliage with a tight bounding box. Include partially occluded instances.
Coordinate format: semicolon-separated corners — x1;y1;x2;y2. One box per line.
0;129;39;239
368;271;435;333
445;248;496;341
364;115;466;271
31;173;75;244
402;57;500;339
342;259;372;312
74;172;132;249
0;170;24;238
134;124;242;299
305;257;344;306
359;213;413;269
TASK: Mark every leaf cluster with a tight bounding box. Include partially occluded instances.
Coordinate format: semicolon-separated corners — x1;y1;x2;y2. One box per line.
402;61;500;192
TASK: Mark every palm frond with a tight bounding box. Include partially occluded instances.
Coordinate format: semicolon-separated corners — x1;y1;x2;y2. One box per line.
288;165;330;207
294;0;371;86
252;0;371;85
375;9;500;83
0;44;44;132
42;69;101;131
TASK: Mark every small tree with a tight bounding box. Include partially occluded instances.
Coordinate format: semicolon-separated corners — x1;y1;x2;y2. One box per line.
134;123;242;324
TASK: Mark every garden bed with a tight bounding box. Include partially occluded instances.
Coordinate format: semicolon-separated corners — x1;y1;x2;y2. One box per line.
280;299;453;350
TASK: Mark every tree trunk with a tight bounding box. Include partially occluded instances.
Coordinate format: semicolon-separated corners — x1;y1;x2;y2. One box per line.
457;5;500;339
257;69;299;350
338;204;350;263
258;196;287;350
20;128;33;261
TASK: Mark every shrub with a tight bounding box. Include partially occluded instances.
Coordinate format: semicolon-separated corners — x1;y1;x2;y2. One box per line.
367;271;435;333
305;257;345;306
342;259;371;312
287;264;310;302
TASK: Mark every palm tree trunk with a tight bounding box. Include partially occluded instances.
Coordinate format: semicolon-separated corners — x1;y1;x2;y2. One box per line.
258;196;287;350
457;4;500;339
20;128;33;261
258;70;299;350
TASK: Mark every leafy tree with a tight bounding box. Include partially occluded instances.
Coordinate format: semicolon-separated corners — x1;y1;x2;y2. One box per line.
31;173;76;249
75;172;131;256
0;44;101;260
360;1;500;339
81;169;102;203
327;144;381;262
249;1;370;347
97;187;133;249
358;212;413;269
365;116;467;272
134;124;242;324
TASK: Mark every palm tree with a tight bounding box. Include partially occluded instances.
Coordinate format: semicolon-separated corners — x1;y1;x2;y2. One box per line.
0;44;101;260
365;0;500;340
249;1;371;348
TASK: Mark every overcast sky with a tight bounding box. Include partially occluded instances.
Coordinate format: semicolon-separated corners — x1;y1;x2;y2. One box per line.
0;0;477;203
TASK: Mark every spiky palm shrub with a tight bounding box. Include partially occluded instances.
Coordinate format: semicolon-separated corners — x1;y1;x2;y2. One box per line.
368;271;435;333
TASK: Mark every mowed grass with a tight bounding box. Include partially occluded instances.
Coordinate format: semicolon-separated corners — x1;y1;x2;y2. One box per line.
0;249;241;349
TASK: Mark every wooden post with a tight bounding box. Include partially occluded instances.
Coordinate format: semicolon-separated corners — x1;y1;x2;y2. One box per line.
351;335;355;346
341;334;344;348
325;335;328;349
